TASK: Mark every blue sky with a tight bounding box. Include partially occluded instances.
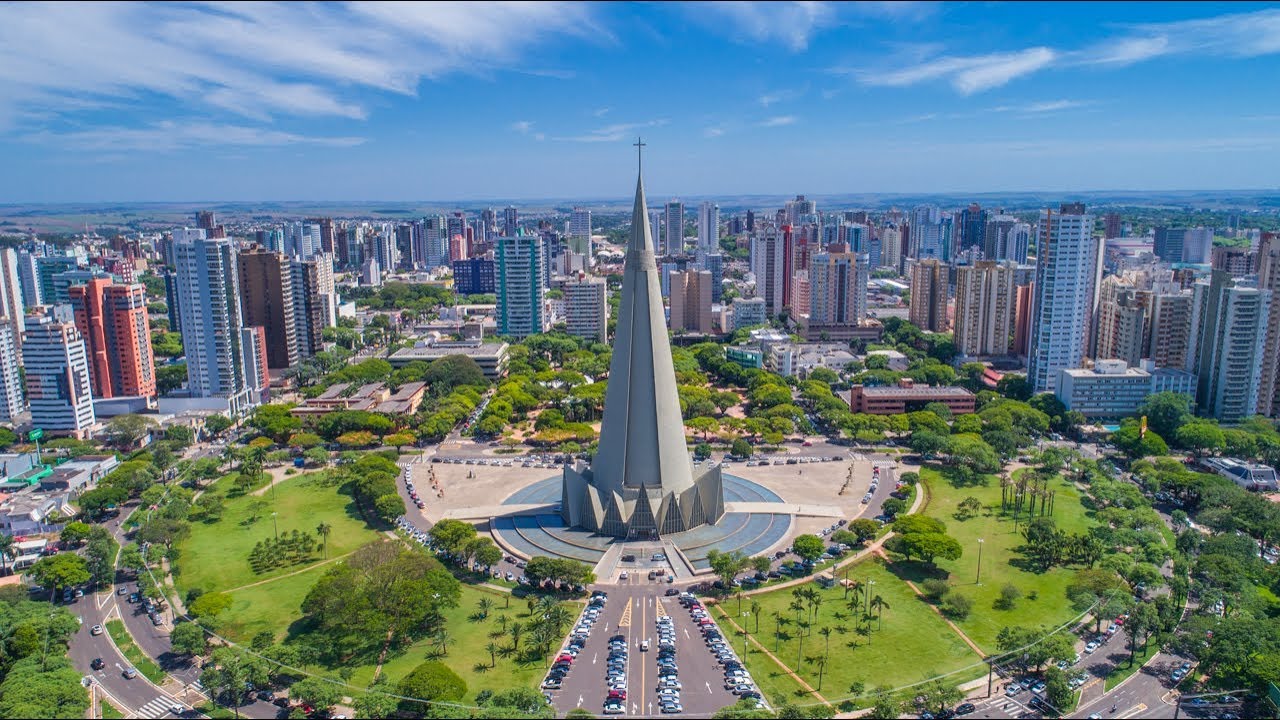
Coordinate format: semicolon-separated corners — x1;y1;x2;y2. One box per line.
3;1;1280;202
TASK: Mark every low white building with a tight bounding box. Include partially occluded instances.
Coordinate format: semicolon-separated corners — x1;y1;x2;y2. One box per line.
1056;359;1195;418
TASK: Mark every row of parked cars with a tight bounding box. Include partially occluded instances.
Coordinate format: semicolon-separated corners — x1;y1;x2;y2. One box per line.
679;592;766;711
403;466;426;510
431;455;566;469
738;455;842;467
542;592;607;696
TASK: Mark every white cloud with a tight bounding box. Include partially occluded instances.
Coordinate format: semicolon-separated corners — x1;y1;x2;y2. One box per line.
554;119;667;143
840;7;1280;94
23;121;366;152
0;2;599;132
853;47;1055;94
692;1;837;52
759;116;797;127
594;107;611;117
511;120;535;134
990;99;1092;114
704;127;725;138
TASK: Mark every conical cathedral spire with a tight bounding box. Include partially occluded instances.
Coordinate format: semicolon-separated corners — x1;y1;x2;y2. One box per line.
560;145;725;538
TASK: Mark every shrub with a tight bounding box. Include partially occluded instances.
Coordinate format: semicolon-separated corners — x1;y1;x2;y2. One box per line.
993;583;1021;611
941;593;973;620
921;578;951;602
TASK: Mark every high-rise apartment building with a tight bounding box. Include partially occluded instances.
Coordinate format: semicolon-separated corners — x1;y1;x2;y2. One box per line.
1104;213;1122;239
0;248;24;353
68;279;156;399
284;222;322;259
563;275;607;344
1211;246;1255;278
291;256;332;360
569;208;592;255
453;258;496;296
1147;291;1195;372
0;324;24;422
909;259;949;332
496;234;546;338
698;253;724;303
1255;233;1280;416
880;224;903;272
733;297;767;330
808;252;867;329
23;313;96;438
750;226;786;318
668;269;714;334
953;260;1016;357
1192;270;1271;421
959;204;987;253
1154;227;1213;265
503;206;519;237
172;228;255;415
1028;204;1102;394
983;216;1031;264
16;250;41;307
237;247;298;370
1013;284;1034;357
664;201;685;255
1093;276;1150;367
697;202;719;256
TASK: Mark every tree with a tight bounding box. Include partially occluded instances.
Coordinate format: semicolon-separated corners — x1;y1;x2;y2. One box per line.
200;647;268;719
204;414;233;437
397;661;467;710
170;622;207;657
290;677;343;712
940;593;972;619
791;534;825;563
59;521;91;546
104;414;158;447
315;522;332;559
1175;420;1225;457
383;433;415;451
189;591;233;619
920;680;963;716
996;374;1032;401
705;549;750;591
865;686;901;719
0;655;89;719
28;554;90;600
428;519;478;555
1138;391;1192;440
730;438;753;459
1043;666;1073;712
994;583;1022;610
354;691;400;720
956;496;983;520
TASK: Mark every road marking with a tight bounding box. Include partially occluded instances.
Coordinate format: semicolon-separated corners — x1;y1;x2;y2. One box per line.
134;697;180;719
618;599;632;628
1118;703;1147;718
655;599;668;619
592;652;598;665
577;695;583;707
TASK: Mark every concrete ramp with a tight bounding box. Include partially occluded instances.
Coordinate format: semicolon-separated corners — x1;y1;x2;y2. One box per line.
593;543;624;582
662;538;699;580
723;501;844;518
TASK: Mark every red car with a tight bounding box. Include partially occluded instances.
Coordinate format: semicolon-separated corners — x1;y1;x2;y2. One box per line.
608;690;626;701
556;654;573;665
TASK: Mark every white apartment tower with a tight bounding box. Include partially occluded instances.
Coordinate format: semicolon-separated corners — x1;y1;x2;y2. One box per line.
0;324;23;422
23;313;96;438
172;228;255;416
664;201;685;255
1028;204;1103;394
1193;270;1272;422
569;208;592;255
496;234;547;338
0;248;24;354
953;260;1016;357
808;252;867;327
563;275;607;344
697;202;720;256
750;226;787;318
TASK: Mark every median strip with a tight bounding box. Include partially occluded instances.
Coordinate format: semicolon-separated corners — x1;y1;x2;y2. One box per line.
104;619;166;684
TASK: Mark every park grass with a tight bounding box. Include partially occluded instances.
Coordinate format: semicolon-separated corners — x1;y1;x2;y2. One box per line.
906;466;1097;652
714;558;983;707
105;619;166;684
340;584;571;702
215;568;324;641
99;700;125;719
173;470;381;596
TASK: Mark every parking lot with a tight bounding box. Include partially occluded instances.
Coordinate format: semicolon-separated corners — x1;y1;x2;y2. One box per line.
546;585;753;717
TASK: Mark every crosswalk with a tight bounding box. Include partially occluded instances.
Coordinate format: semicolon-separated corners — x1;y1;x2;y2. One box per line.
131;698;177;719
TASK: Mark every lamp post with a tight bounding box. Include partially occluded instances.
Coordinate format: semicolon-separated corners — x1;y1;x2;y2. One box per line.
271;512;279;541
976;539;984;585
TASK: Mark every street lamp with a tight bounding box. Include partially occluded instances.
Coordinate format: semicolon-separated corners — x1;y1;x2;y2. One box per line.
976;539;984;585
271;512;278;541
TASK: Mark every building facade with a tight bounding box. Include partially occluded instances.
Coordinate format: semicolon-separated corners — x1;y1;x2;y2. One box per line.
0;325;23;422
67;279;156;399
669;269;714;334
236;247;298;370
1193;270;1272;421
563;275;608;344
1028;204;1102;394
496;234;547;338
953;260;1016;357
23;313;96;437
909;258;949;332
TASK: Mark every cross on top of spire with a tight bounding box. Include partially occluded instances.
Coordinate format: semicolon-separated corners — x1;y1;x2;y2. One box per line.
634;136;645;173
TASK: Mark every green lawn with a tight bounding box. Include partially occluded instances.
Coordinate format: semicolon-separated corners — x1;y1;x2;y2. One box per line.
105;619;165;683
100;701;124;719
715;559;984;707
1104;636;1161;690
174;470;382;596
910;466;1095;651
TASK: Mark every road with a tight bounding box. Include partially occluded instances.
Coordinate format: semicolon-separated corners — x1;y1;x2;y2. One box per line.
549;582;742;718
64;439;283;720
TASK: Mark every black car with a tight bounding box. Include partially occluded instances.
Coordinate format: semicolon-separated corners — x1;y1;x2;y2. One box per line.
91;658;106;671
272;697;291;708
954;703;976;716
665;588;680;596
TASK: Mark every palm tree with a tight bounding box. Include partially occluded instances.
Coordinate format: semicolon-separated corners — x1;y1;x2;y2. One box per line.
509;621;524;652
547;605;574;635
812;594;824;623
772;611;783;651
871;595;889;630
819;626;832;663
485;642;499;668
496;614;508;632
477;597;493;619
432;627;451;656
750;600;761;633
315;522;331;559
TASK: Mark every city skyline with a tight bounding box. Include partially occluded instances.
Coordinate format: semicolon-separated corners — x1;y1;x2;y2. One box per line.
4;2;1280;203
